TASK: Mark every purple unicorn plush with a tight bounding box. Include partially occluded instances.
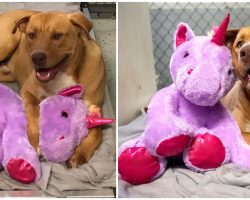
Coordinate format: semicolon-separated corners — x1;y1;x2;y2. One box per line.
118;14;250;185
39;85;114;163
0;84;40;184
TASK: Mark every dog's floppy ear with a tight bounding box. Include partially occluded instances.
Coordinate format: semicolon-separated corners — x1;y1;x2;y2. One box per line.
12;15;31;34
68;12;93;39
225;29;239;49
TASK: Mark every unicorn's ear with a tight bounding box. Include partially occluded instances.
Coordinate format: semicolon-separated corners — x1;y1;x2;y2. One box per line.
58;85;83;99
174;22;195;50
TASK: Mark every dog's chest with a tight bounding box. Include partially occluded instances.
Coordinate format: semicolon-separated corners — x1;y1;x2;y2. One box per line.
38;72;77;99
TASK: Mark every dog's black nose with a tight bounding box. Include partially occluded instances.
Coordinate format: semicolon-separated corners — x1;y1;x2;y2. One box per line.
240;45;250;63
32;52;47;66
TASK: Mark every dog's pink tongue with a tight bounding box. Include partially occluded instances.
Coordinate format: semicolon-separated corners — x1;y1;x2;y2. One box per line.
36;71;53;82
245;74;250;86
248;74;250;82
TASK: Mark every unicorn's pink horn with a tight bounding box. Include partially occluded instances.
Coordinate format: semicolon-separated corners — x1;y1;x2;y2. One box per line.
211;14;230;46
85;115;115;129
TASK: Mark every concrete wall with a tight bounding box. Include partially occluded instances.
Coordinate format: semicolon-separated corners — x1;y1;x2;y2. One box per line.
118;3;156;125
93;19;116;112
0;2;80;12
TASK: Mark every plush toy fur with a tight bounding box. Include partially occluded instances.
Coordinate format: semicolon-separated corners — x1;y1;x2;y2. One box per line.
118;14;250;185
0;84;40;184
39;85;114;163
39;95;88;163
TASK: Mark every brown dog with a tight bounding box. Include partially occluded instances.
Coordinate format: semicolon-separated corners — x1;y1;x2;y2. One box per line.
222;27;250;145
0;10;106;167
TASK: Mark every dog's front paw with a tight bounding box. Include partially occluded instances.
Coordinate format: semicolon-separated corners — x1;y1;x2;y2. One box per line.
28;138;39;155
89;104;101;117
66;153;88;168
36;146;42;156
27;125;40;155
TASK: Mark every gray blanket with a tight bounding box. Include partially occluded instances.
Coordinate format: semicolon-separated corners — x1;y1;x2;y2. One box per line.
119;113;250;198
0;84;115;197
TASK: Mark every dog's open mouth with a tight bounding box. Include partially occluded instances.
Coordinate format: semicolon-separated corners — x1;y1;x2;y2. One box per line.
35;55;69;82
245;69;250;83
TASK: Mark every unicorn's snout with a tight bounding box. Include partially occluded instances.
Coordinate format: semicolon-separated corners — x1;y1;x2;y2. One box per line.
184;78;221;106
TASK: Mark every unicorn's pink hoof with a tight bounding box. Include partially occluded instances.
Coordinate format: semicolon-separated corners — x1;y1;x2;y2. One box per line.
156;134;191;157
6;158;36;184
186;133;226;169
118;147;160;185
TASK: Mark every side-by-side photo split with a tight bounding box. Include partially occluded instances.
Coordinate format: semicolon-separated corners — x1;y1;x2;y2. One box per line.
3;0;250;199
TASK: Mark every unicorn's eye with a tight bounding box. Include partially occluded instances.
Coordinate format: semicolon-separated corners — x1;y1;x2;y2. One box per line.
184;52;189;58
61;111;68;118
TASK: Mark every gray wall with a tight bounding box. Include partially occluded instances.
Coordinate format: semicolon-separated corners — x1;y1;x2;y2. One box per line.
119;3;156;125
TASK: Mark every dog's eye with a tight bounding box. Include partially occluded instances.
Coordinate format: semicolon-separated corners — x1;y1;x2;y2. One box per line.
61;111;68;118
52;32;63;40
236;41;244;48
183;52;189;58
28;32;36;39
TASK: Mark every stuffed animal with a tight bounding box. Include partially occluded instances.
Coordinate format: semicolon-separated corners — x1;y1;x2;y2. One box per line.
118;14;250;185
39;85;114;163
0;84;40;184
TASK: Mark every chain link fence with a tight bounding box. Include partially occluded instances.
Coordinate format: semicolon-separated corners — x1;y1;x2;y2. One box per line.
149;2;250;89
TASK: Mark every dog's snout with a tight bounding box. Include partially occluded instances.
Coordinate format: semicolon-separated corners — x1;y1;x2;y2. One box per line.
32;52;47;66
240;45;250;63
